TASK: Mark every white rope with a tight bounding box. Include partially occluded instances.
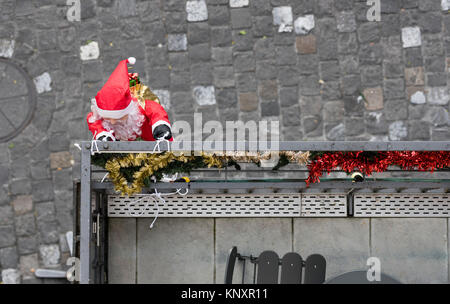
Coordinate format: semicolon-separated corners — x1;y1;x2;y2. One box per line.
152;132;171;153
90;131;100;156
125;187;189;228
101;173;109;183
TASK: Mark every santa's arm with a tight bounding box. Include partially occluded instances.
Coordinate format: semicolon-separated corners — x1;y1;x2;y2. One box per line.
145;101;173;140
86;112;116;141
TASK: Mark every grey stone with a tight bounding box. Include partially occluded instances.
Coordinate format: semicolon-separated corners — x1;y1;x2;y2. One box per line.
359;43;382;65
261;101;280;117
0;247;18;268
321;81;341;100
408;120;431;140
232;30;254;52
186;0;208;22
280;86;298;107
0;206;13;226
211;26;232;47
384;99;408;120
165;11;188;33
424;56;446;72
216;88;238;109
323;101;344;122
19;253;39;280
254;16;274;37
39;244;60;268
236;72;257;92
341;75;361;96
213;66;235;88
231;7;252;29
258;80;278;100
137;218;213;283
361;65;383;87
303;115;322;134
419;0;441;12
345;117;365;136
168;34;187;51
254;38;275;60
278;66;299;87
148;68;170;88
190;62;213;84
37;221;59;244
216;218;292;283
383;59;404;78
318;38;338;60
422;34;444;57
32;180;54;203
371;219;447;283
15;214;36;237
384;78;405;99
211;47;232;66
299;75;321;96
316;17;337;40
170;71;190;91
188;43;211;63
281;106;301;126
404;47;423;68
426;73;447;87
339;54;359;75
432;128;450;140
389;121;408;140
169;53;189;71
208;5;229;26
0;226;16;248
326;123;345;140
336;12;356;33
427;87;449;105
337;33;358;55
357;22;380;43
17;235;37;255
294;218;370;280
9;178;31;196
320;60;339;81
187;22;210;45
142;22;166;46
300;95;322;116
365;112;388;135
35;202;56;223
419;12;442;34
423;107;450;127
233;52;255;72
256;60;277;80
381;14;401;37
172;91;195;114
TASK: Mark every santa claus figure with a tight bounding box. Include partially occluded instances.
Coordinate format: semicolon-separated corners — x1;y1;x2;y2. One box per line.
87;57;172;142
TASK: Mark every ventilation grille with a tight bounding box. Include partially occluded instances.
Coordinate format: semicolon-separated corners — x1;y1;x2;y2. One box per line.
301;194;347;217
354;194;450;217
108;194;302;217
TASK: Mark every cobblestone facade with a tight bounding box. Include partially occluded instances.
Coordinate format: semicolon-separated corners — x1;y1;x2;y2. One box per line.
0;0;449;283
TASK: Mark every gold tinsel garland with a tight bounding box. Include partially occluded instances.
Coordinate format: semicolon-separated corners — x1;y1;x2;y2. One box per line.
104;151;310;196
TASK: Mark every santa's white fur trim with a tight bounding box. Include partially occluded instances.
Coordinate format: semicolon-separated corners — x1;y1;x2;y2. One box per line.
128;57;136;65
93;99;134;119
151;120;171;133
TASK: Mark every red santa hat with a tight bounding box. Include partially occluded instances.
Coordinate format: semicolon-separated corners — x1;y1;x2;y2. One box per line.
93;57;137;119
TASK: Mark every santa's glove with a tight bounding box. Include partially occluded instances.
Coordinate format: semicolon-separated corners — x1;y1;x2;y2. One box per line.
96;132;116;142
153;125;172;140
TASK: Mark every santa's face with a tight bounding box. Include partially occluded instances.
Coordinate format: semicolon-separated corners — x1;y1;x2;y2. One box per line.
101;101;145;141
103;115;128;125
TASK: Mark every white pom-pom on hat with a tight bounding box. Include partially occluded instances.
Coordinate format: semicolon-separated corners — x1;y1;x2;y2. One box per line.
128;57;136;65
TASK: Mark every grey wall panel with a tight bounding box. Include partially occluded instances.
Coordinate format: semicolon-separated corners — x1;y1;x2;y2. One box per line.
293;218;370;280
108;218;136;284
371;218;448;283
136;218;214;283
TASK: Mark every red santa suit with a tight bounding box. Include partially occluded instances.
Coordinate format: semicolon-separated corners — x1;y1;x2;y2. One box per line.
86;57;172;141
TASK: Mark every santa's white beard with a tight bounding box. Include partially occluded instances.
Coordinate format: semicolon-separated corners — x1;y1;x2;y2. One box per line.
101;102;146;141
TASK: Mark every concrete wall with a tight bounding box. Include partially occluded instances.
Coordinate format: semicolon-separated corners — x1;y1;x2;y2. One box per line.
108;217;450;284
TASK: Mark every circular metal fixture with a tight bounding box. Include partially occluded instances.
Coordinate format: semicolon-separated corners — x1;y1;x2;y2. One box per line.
0;58;37;143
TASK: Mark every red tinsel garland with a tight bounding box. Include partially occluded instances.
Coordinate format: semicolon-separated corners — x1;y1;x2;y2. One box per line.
305;151;450;186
